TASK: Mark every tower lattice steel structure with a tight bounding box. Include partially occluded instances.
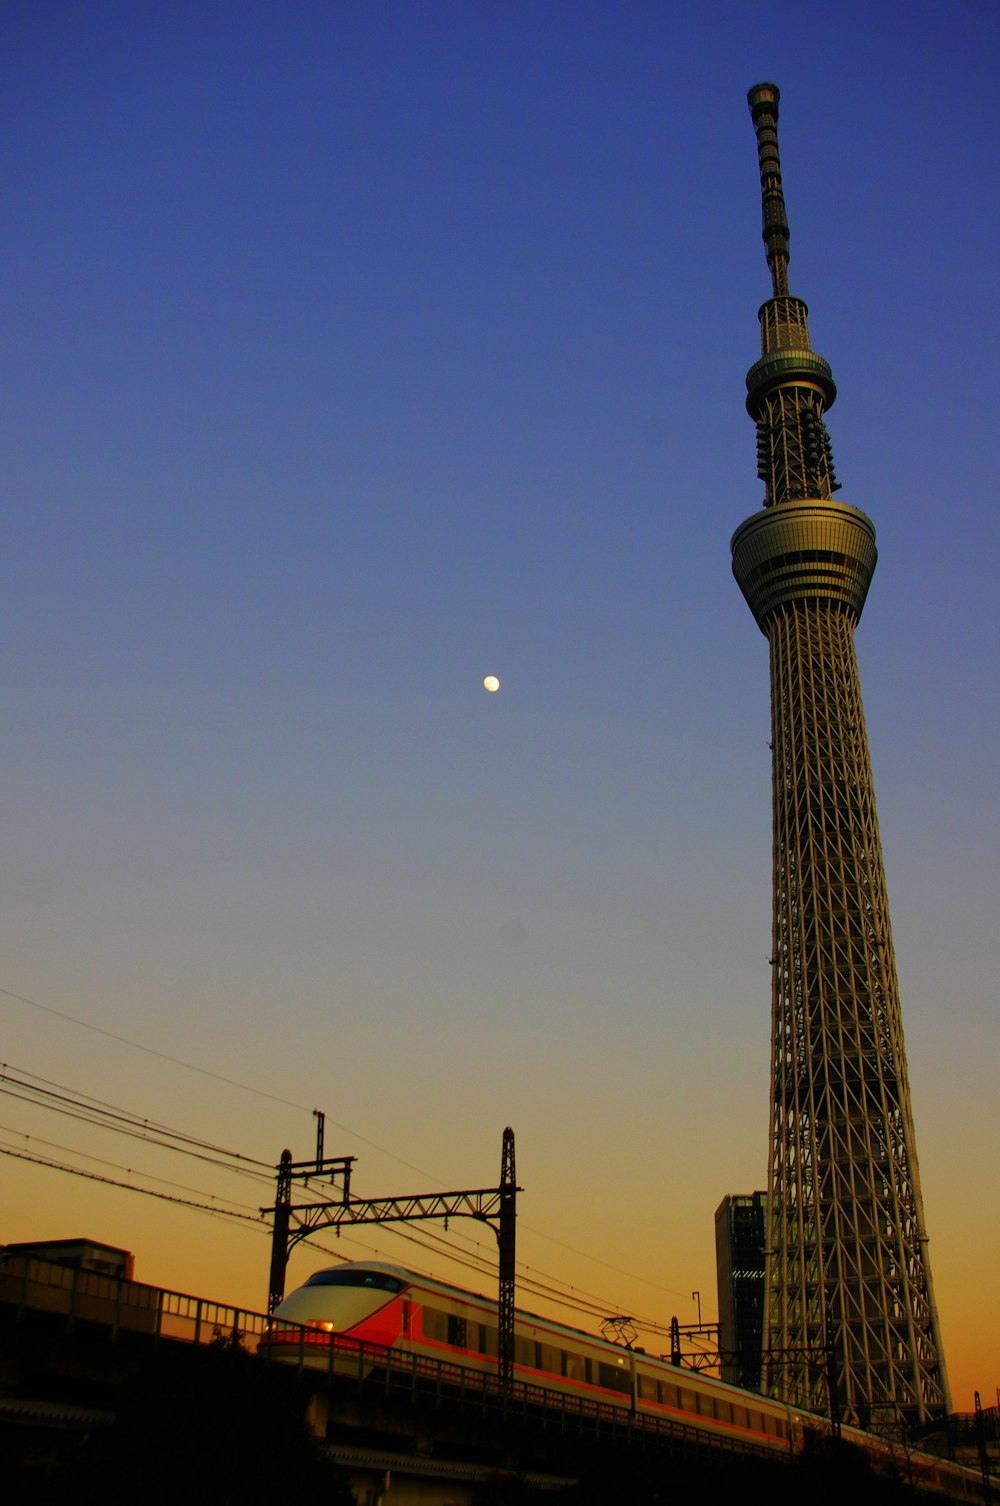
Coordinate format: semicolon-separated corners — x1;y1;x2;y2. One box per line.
731;84;949;1426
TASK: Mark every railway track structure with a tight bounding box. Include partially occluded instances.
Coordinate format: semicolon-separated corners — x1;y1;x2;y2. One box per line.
0;1244;992;1503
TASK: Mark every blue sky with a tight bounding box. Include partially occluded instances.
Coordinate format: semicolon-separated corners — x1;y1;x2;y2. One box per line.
2;1;997;1408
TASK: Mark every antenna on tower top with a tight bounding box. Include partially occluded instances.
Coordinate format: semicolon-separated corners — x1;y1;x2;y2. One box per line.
747;82;789;298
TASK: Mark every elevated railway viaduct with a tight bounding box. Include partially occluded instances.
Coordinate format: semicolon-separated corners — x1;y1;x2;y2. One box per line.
0;1248;991;1504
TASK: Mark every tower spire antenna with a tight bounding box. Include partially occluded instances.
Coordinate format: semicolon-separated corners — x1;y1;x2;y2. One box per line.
742;83;839;510
748;83;790;298
730;85;950;1428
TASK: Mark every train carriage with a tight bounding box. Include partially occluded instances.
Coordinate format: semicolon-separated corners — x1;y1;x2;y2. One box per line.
267;1260;794;1453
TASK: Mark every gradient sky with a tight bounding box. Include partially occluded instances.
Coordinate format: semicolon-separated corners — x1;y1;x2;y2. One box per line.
2;1;997;1412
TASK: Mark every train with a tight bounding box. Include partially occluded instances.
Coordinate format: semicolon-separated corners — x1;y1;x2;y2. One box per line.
268;1259;984;1498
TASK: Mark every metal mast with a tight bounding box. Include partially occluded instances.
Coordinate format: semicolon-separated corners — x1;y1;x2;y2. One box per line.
731;83;950;1426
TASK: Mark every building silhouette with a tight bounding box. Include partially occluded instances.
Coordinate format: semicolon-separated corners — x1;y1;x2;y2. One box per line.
714;1192;766;1391
730;84;949;1426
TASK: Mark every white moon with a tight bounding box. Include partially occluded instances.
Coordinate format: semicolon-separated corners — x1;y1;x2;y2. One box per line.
483;675;501;693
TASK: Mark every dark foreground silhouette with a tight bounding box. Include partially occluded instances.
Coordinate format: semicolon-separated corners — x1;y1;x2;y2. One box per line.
7;1335;936;1505
7;1334;355;1504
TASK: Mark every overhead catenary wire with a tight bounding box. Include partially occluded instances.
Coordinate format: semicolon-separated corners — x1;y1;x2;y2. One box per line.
0;1123;682;1339
4;1130;681;1335
256;1175;680;1334
0;1139;621;1330
2;986;694;1303
0;1144;265;1226
0;1064;273;1170
1;1055;686;1311
0;1012;694;1322
0;983;448;1183
0;1124;266;1213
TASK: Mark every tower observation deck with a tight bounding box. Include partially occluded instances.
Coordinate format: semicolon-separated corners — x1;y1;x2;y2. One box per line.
731;84;949;1426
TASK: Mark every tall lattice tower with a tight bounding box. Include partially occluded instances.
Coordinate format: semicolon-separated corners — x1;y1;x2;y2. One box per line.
731;84;950;1426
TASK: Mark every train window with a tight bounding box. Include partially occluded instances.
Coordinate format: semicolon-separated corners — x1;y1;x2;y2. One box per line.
447;1315;468;1348
597;1360;632;1395
658;1381;679;1408
514;1336;535;1367
731;1404;748;1428
637;1373;657;1401
564;1351;586;1382
679;1387;697;1414
303;1269;405;1294
538;1343;561;1376
421;1308;448;1342
715;1399;732;1424
402;1300;411;1333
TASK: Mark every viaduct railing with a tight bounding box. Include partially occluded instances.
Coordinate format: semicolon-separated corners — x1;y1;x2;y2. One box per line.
0;1250;272;1351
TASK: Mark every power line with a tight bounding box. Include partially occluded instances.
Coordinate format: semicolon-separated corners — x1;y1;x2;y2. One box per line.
0;983;454;1184
2;987;693;1303
0;1071;274;1183
1;1034;692;1331
4;1093;675;1332
0;1144;264;1225
0;985;307;1111
0;1125;264;1215
1;1064;273;1167
519;1222;692;1304
259;1176;674;1334
0;1131;675;1339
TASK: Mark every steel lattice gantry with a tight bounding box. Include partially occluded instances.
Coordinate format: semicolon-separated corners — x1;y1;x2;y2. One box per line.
265;1127;520;1397
730;84;949;1426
